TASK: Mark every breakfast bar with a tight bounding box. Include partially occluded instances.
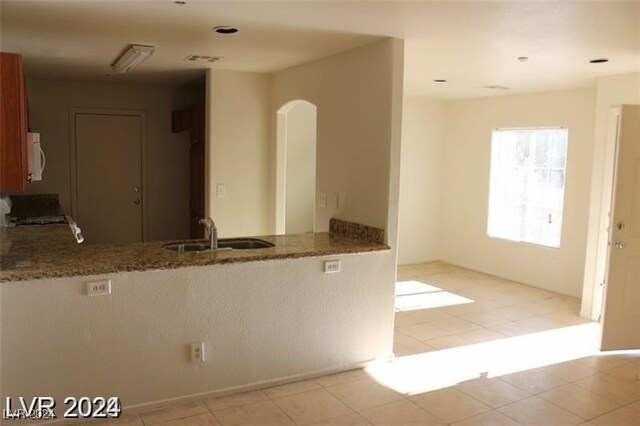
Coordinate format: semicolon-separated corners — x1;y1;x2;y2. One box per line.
0;219;389;282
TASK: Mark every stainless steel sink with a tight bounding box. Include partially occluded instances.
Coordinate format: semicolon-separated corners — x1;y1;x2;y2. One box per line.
164;242;212;253
218;238;275;250
164;238;274;252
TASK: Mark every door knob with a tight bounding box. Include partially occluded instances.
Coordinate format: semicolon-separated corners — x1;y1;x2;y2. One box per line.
134;199;141;205
614;241;626;250
133;186;140;193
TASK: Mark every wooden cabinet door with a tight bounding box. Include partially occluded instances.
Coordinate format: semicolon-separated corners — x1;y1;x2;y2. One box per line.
0;53;28;191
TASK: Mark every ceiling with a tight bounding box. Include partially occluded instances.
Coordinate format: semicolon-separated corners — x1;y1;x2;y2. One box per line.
1;1;638;99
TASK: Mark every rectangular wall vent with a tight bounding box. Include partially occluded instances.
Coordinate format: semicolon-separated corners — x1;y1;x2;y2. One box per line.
184;55;221;63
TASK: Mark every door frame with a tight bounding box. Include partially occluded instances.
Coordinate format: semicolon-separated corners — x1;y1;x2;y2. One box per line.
69;108;149;241
581;107;621;321
275;99;317;234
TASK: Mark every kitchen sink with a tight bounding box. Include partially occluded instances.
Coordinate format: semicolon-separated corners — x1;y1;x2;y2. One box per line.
218;238;275;250
164;242;212;253
164;238;274;252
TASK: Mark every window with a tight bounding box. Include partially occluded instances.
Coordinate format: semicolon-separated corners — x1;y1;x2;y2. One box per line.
487;127;568;248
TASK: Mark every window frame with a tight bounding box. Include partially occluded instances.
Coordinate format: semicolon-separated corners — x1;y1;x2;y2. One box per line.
486;126;569;249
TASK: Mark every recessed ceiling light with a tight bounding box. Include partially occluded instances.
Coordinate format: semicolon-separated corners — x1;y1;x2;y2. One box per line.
484;85;511;90
433;79;447;83
518;56;529;62
589;58;609;63
214;26;239;34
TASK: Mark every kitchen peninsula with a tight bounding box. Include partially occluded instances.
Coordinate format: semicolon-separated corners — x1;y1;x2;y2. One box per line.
1;219;388;282
1;218;395;411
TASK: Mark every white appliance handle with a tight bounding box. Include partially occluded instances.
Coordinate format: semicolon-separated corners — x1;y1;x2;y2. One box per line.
39;146;46;174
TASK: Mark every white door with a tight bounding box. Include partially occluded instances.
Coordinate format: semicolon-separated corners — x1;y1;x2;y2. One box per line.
601;105;640;350
75;113;143;245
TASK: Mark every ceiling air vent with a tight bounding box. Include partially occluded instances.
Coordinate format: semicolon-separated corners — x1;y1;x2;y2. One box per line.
184;55;221;63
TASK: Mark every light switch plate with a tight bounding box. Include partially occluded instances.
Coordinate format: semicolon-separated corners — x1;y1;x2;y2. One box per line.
216;183;226;198
332;193;339;209
87;280;111;296
319;192;327;208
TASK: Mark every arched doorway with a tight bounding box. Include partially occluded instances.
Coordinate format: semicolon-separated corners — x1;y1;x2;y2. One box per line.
276;100;317;234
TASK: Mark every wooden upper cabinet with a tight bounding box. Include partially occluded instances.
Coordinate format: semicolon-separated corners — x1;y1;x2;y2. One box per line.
0;53;28;192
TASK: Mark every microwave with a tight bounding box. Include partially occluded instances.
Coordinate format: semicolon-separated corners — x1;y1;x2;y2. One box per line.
27;132;45;182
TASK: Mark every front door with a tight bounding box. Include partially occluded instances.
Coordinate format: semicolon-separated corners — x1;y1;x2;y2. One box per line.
601;105;640;350
74;112;143;244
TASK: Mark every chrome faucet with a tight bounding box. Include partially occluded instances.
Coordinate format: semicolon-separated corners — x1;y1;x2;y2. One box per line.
199;217;218;250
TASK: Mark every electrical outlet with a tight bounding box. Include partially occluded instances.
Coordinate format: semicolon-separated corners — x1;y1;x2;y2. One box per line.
86;280;111;296
324;259;341;273
190;342;205;363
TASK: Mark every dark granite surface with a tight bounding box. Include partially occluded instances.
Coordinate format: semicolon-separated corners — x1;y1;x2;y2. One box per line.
0;223;390;282
7;194;64;217
330;218;385;244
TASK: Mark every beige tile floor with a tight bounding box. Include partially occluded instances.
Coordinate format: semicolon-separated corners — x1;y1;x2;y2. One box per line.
89;262;640;425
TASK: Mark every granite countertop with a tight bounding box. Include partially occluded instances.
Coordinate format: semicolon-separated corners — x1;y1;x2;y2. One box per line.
0;220;389;282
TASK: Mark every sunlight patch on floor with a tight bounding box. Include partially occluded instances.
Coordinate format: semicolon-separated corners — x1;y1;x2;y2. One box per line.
395;280;444;296
395;280;474;312
366;322;601;395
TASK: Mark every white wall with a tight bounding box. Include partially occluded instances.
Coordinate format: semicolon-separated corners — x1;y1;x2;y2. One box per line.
23;80;191;241
398;97;445;264
207;70;272;238
271;39;402;234
283;101;317;234
581;72;640;318
1;253;395;408
206;40;404;241
439;89;596;297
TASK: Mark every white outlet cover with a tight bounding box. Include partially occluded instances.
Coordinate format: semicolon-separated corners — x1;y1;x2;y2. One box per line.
324;259;341;273
87;280;111;296
191;342;205;363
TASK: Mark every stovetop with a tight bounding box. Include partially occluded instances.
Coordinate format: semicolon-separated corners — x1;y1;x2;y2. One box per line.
8;215;69;227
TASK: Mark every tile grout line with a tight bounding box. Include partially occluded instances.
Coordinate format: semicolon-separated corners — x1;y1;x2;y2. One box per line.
411;387;495;424
493;375;567;396
321;378;407;415
265;381;324;400
454;382;534;410
538;388;626;423
264;381;356;425
403;397;452;425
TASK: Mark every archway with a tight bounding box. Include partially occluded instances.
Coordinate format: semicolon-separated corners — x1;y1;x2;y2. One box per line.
276;100;317;234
